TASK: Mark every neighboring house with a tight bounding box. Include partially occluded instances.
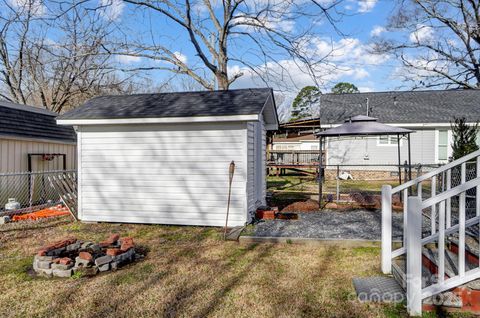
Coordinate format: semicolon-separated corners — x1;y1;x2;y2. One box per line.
273;90;480;170
57;88;278;226
0;100;77;172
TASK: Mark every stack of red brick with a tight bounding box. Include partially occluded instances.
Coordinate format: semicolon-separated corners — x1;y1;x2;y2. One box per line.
33;234;142;278
255;206;279;220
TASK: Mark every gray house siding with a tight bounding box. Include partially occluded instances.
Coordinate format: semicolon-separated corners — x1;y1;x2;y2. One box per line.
326;129;437;169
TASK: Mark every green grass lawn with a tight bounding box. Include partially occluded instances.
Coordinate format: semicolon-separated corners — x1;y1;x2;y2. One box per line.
267;174;401;194
0;218;472;317
0;217;475;317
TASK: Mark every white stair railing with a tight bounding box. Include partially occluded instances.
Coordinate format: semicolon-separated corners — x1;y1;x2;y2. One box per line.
381;149;480;316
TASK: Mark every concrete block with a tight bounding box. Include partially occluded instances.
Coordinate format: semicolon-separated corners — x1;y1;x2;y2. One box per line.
34;255;54;262
95;255;112;267
75;256;91;267
80;242;94;250
52;263;73;270
36;268;53;277
66;242;81;252
98;263;110;272
90;244;102;254
113;249;134;263
0;216;11;224
52;268;73;278
36;260;52;269
47;247;65;256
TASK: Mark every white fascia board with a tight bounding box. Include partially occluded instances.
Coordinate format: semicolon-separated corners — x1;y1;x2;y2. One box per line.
57;114;259;126
0;134;76;145
260;93;279;130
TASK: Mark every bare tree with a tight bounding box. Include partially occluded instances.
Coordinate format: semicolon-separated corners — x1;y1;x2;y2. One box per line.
0;0;131;112
374;0;480;89
106;0;342;90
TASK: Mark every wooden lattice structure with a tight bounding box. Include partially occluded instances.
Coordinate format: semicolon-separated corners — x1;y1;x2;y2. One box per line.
47;172;78;221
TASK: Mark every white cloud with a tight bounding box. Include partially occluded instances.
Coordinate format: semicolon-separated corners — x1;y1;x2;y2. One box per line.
233;16;295;33
409;24;434;43
358;0;378;13
116;55;142;64
353;68;369;79
8;0;44;16
370;26;386;37
392;52;446;83
100;0;125;21
174;51;188;64
358;86;374;92
229;36;387;92
312;37;387;65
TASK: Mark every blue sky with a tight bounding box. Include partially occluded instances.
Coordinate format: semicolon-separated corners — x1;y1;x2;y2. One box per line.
104;0;412;95
2;0;434;118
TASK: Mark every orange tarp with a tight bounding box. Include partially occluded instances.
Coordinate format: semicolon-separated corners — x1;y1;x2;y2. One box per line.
12;205;70;221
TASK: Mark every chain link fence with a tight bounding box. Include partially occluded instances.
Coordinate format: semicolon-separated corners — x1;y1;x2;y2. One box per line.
0;170;76;216
320;163;442;206
267;163;455;209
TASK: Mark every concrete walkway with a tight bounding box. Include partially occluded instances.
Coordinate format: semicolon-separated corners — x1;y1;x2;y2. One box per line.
251;210;405;241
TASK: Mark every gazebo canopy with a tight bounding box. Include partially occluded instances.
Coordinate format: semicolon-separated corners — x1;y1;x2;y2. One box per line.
315;114;414;208
316;115;414;137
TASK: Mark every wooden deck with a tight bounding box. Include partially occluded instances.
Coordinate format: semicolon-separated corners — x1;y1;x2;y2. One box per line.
267;150;321;176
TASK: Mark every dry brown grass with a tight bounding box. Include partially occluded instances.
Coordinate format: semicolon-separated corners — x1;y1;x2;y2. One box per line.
0;217;430;318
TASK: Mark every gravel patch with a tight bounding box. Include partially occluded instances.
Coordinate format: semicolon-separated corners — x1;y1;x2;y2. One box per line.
252;210;405;240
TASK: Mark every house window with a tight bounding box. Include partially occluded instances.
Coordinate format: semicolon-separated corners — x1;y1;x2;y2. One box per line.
438;130;448;161
378;136;399;146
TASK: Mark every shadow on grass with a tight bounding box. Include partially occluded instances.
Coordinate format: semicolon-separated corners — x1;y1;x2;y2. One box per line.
35;230;272;317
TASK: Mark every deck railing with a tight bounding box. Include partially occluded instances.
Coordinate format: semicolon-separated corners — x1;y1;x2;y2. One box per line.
268;150;321;166
381;149;480;315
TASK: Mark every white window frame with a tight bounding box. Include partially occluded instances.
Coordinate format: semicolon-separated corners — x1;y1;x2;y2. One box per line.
435;129;452;162
377;135;402;147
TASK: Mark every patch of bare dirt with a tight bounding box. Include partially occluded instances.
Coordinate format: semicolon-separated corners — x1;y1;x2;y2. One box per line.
281;199;320;212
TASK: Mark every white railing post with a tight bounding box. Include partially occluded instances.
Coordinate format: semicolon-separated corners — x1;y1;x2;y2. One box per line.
404;188;409;247
459;163;466;276
438;200;445;283
431;176;436;234
446;169;451;228
381;185;392;274
406;196;423;316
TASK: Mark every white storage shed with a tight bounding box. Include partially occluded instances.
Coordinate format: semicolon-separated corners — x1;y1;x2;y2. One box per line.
57;88;278;226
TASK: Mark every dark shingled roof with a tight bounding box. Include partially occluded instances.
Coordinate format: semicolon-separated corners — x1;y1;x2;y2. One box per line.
297;89;480;125
0;101;76;143
58;88;274;120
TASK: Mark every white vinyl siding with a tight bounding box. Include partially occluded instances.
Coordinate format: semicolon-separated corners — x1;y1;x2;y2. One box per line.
258;116;267;204
78;122;248;226
246;122;255;221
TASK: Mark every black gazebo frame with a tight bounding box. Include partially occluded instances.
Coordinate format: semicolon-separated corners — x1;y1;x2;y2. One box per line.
315;115;414;207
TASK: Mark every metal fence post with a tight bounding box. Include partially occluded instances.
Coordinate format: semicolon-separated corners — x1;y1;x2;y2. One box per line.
406;196;423;316
381;184;392;274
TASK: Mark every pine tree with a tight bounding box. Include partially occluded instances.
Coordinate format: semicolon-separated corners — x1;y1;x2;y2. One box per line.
331;82;359;94
451;117;479;160
290;86;321;121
